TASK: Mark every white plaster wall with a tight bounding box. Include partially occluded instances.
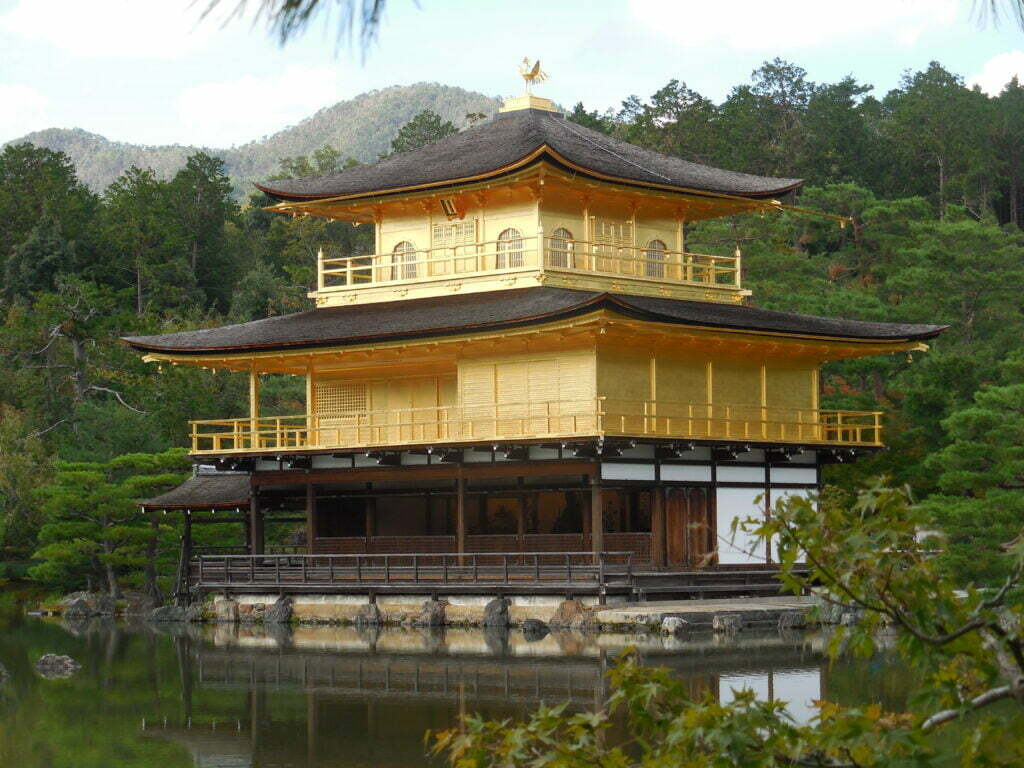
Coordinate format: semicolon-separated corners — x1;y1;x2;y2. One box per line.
660;464;712;482
601;462;655;481
715;487;767;564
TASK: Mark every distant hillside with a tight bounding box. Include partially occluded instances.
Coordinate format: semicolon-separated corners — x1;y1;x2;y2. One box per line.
8;83;501;197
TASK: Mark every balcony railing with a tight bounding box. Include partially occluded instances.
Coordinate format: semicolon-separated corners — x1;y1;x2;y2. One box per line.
317;236;741;292
189;398;882;454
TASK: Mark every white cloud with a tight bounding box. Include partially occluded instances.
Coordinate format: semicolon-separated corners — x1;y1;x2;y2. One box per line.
0;0;225;59
177;66;340;147
969;50;1024;94
0;84;49;142
629;0;959;50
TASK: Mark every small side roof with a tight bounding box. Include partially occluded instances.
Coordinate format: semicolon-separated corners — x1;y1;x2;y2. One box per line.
123;287;947;355
140;473;250;510
255;108;802;203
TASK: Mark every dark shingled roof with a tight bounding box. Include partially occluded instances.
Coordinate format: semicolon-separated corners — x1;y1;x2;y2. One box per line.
123;287;947;355
140;473;250;510
256;108;802;202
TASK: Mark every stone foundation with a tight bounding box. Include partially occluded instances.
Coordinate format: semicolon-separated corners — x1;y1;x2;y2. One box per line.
208;594;608;627
196;594;819;633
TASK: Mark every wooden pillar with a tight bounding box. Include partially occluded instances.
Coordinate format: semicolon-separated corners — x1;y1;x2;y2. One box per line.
581;489;591;544
590;479;604;562
248;368;260;449
365;496;376;539
455;477;466;563
249;495;265;555
305;483;316;554
177;514;193;601
651;486;666;568
516;494;526;552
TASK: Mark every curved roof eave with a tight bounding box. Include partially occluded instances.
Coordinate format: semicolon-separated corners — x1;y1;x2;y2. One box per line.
122;289;948;357
256;149;802;206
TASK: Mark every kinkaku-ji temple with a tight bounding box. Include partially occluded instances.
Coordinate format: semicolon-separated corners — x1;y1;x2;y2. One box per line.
127;75;946;605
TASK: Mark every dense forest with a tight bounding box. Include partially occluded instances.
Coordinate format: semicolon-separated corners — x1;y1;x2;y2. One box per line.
2;58;1023;597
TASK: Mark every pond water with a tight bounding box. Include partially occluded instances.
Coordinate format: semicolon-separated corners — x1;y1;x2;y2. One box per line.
0;613;915;768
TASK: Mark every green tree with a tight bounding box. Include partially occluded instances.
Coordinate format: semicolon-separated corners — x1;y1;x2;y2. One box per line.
618;80;718;164
434;484;1024;766
925;358;1024;584
882;62;992;217
992;77;1024;228
102;166;193;315
3;212;76;299
389;109;457;155
30;450;190;597
0;407;51;559
0;143;97;279
168;152;240;310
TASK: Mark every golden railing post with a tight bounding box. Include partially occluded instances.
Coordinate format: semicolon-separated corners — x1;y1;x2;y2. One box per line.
734;246;742;288
317;246;325;291
248;368;259;450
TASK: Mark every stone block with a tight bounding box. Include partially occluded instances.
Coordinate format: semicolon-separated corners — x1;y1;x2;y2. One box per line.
482;597;511;628
265;596;293;625
148;604;186;623
712;614;742;634
215;599;239;623
661;616;688;636
521;618;550;641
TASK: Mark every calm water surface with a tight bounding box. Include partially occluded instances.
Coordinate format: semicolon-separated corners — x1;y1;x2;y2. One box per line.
0;614;913;768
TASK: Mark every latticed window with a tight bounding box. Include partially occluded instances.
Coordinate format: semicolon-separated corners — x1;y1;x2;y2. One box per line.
391;240;417;280
591;218;633;246
548;228;573;268
432;220;477;248
314;382;367;415
496;228;524;269
644;239;667;278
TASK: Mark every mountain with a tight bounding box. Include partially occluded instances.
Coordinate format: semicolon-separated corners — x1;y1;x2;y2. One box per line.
8;83;501;197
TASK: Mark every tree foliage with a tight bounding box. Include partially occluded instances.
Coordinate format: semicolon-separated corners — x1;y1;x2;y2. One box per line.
433;484;1024;766
29;450;190;597
388;109;457;155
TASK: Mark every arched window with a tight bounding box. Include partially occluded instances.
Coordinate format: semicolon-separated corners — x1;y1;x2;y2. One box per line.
496;228;524;269
548;228;573;268
644;239;667;278
392;240;417;280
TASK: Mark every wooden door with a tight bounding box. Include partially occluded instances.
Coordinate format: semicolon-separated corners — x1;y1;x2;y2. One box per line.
666;488;713;567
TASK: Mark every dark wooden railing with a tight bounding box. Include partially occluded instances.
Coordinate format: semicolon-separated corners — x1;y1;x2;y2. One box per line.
190;551;634;594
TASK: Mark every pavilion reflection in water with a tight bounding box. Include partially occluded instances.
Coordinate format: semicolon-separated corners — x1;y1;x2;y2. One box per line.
144;625;828;768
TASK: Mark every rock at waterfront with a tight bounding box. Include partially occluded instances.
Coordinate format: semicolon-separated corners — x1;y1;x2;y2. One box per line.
214;599;239;623
148;604;186;623
0;662;9;684
265;596;293;625
712;614;742;634
817;602;845;625
661;616;688;636
779;611;807;631
184;602;205;623
35;654;81;679
93;595;117;616
239;603;266;624
413;599;447;627
354;603;383;628
482;597;511;628
521;618;549;642
549;599;594;630
62;598;92;621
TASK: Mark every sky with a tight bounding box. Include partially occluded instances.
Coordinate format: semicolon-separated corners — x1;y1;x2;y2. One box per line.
1;0;1023;148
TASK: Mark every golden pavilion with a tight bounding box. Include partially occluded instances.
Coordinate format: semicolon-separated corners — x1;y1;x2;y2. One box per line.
129;82;944;601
